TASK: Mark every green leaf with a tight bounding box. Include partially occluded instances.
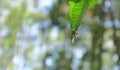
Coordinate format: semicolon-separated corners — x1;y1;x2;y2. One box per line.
69;0;99;31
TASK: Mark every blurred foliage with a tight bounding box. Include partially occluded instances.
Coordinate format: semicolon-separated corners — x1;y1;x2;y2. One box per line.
0;0;120;70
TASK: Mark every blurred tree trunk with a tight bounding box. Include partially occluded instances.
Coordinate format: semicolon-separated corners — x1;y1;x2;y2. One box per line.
78;1;106;70
90;24;104;70
109;0;120;67
113;21;120;67
90;1;105;70
55;51;72;70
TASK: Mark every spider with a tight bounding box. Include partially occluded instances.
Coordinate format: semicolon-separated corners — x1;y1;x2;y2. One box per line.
72;30;78;43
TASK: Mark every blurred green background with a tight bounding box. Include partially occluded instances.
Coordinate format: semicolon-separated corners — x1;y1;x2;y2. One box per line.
0;0;120;70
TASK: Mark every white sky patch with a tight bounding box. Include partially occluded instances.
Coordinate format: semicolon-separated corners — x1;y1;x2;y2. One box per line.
29;23;40;37
8;0;22;7
73;48;85;59
0;27;9;37
0;48;4;55
104;20;113;28
50;26;59;40
27;0;55;13
45;57;54;67
2;9;9;17
39;0;55;13
33;46;41;60
13;54;26;70
39;0;54;9
105;40;114;48
105;0;111;9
